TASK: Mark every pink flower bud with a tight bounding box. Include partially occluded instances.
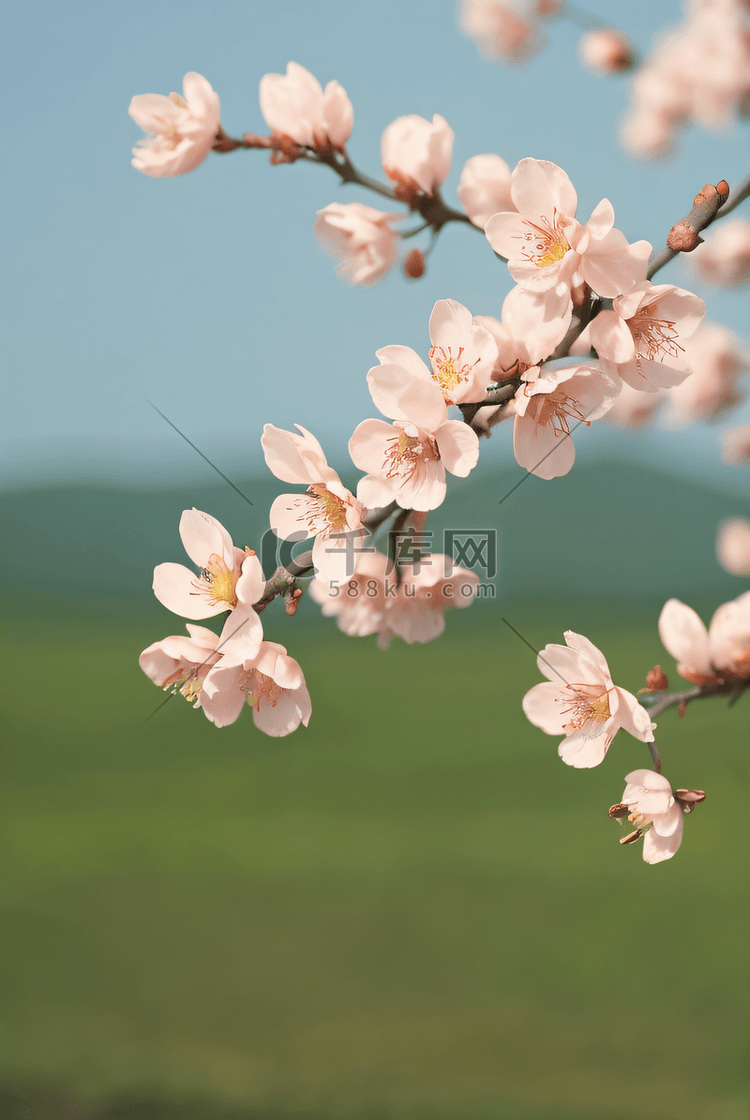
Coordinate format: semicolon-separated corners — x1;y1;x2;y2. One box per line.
579;29;636;75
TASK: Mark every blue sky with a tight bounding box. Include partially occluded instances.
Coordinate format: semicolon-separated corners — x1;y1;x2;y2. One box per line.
3;0;749;488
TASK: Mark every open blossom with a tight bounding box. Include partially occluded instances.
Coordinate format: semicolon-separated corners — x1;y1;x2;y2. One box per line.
381;114;453;200
522;630;655;768
476;284;573;378
662;321;750;427
717;518;750;576
152;509;265;642
259;61;353;150
129;72;220;177
584;281;705;393
507;364;620;479
722;424;750;466
619;770;685;864
309;550;479;650
350;352;481;511
485;159;650;311
457;154;515;229
659;593;750;683
314;202;400;286
690;218;750;288
458;0;558;63
201;635;311;736
139;623;222;707
262;424;366;584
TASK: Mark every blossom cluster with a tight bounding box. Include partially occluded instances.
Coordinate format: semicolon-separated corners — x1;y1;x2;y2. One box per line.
521;586;750;862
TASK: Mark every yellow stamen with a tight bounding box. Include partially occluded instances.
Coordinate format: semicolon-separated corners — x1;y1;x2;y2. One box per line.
559;682;612;734
520;211;571;269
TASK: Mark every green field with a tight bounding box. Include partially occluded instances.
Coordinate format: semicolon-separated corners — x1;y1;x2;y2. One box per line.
2;592;747;1120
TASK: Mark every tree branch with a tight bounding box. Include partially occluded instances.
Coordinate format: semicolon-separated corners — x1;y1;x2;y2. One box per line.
647;172;750;280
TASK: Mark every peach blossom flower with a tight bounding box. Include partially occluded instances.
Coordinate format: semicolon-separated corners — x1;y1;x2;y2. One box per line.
262;424;366;584
475;283;573;376
717;518;750;576
508;364;620;478
202;636;311;736
350;353;481;511
381;114;453;200
690;218;750;288
139;623;221;707
659;593;750;683
578;29;636;75
152;509;265;638
662;321;750;427
259;61;353;150
457;154;515;229
314;202;400;286
129;72;220;177
619;770;685;864
585;281;705;393
485;159;651;308
309;550;480;649
522;630;656;768
458;0;558;63
722;424;750;466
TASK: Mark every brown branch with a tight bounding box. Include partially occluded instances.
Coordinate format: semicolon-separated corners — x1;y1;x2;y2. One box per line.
641;677;750;719
647;173;750;280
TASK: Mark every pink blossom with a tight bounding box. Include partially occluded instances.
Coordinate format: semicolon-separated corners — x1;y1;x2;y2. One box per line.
662;321;750;427
458;0;557;63
259;61;353;150
722;424;750;466
620;770;685;864
129;72;220;177
262;424;366;584
314;202;400;286
202;637;312;736
522;630;656;768
508;364;620;478
457;154;515;229
139;623;221;707
350;351;481;511
578;29;635;75
309;550;480;649
658;594;750;683
475;283;573;375
585;281;705;393
152;509;265;639
690;218;750;288
485;158;651;305
717;517;750;576
381;114;454;200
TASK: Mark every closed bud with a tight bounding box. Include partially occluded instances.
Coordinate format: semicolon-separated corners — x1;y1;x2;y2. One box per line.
403;248;426;279
646;665;668;691
579;29;636;75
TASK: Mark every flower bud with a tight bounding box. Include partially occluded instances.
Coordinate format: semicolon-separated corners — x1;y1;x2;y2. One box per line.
579;29;636;75
403;248;426;279
646;665;668;691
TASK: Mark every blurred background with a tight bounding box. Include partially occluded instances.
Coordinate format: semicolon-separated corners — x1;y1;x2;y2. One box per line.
2;1;749;1117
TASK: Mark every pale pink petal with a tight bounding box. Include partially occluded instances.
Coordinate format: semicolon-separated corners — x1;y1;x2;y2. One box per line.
613;687;656;742
182;72;221;125
356;473;398;509
514;407;577;479
435;420;480;476
235;553;266;608
253;684;312;736
153;562;228;620
269;493;315;541
349;418;395;475
484;211;528;260
510;158;578;223
642;813;683;863
201;663;248;727
522;681;568;734
535;642;602;687
366;364;447;431
322;80;353;148
588;309;636;363
261;423;335;486
558;726;612;768
179;508;234;569
562;631;611;679
580;231;651;298
457;153;515;229
375;345;433;384
658;599;712;676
